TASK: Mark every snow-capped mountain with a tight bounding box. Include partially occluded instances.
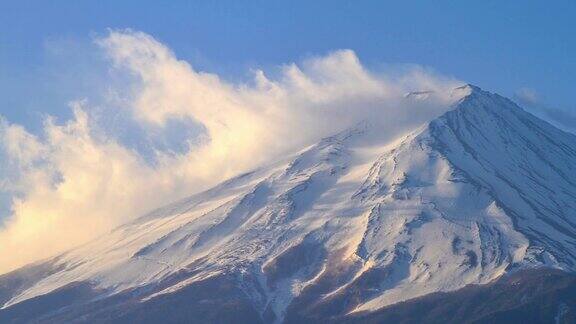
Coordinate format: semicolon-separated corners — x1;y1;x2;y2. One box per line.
2;85;576;323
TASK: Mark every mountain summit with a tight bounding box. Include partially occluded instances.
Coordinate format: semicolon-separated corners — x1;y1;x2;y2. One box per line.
2;86;576;323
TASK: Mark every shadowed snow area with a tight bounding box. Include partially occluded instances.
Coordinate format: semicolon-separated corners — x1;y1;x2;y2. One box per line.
2;85;576;323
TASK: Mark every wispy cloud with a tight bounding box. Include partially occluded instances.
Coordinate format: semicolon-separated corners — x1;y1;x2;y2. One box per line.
515;87;539;105
514;87;576;132
0;30;462;273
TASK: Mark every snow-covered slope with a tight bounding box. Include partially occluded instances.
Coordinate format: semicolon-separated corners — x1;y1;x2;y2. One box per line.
2;85;576;323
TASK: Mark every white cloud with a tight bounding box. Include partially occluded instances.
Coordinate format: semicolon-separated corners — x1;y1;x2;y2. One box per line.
0;30;463;273
515;87;539;105
514;87;576;133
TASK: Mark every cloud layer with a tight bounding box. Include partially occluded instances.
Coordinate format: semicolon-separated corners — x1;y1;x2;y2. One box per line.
0;30;462;273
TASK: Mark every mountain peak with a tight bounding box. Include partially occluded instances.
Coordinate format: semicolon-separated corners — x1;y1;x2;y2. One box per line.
445;83;527;120
3;85;576;323
454;83;482;91
404;84;489;106
450;83;484;98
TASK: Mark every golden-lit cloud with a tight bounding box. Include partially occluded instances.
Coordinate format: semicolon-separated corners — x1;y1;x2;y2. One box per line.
0;30;462;273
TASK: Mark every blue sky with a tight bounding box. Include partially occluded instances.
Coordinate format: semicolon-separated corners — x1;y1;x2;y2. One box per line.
1;0;575;130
